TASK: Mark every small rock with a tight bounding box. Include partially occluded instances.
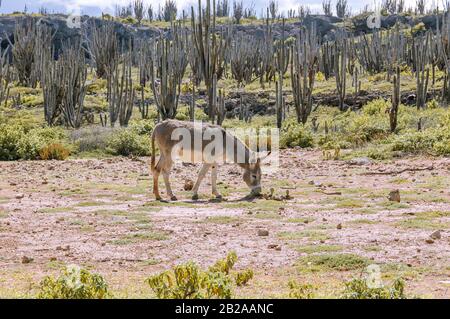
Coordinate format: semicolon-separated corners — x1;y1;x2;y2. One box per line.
21;256;33;264
425;239;435;244
257;230;269;237
388;190;401;202
348;157;372;166
15;194;25;199
336;223;342;230
430;230;441;240
183;179;194;191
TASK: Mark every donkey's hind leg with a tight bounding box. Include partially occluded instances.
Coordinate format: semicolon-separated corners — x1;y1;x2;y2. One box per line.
152;157;163;201
161;157;177;201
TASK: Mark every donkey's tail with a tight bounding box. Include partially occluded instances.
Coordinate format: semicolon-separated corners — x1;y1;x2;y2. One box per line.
150;129;156;173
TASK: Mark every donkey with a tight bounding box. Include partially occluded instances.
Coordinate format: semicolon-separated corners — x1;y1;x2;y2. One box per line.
150;120;270;201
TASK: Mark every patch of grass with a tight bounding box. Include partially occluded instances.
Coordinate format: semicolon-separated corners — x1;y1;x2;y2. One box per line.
378;201;410;210
286;217;315;224
202;216;241;224
415;211;449;219
394;210;450;230
222;200;284;212
75;201;113;207
111;231;170;245
58;188;88;196
334;198;366;209
278;230;330;241
297;254;370;272
252;211;281;219
395;216;449;230
349;219;378;225
141;259;161;266
295;245;343;254
390;178;410;185
38;207;74;214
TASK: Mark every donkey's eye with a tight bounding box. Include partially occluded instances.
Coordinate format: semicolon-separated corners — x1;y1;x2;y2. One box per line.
252;175;257;179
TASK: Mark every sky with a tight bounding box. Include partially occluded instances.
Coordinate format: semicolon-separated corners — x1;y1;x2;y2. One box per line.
0;0;436;17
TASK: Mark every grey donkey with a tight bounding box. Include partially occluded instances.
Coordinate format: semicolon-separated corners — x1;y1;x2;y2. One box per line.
150;120;270;201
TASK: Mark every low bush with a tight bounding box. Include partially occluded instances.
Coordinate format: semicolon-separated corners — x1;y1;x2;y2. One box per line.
39;143;70;160
0;124;68;160
297;254;370;272
288;280;315;299
235;269;254;287
0;124;24;160
106;128;151;156
37;265;110;299
70;127;113;153
17;127;68;160
280;119;314;148
341;278;406;299
146;252;253;299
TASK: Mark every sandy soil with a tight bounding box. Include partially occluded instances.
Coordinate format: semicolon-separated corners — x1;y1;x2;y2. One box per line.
0;150;449;298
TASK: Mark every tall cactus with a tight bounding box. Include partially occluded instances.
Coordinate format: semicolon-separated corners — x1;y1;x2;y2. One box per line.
149;24;189;120
259;11;276;87
41;43;87;128
334;31;348;111
0;49;11;107
191;0;229;122
274;18;290;77
7;17;51;87
412;32;430;109
437;13;450;103
107;50;135;127
86;22;119;79
290;25;320;124
275;75;285;129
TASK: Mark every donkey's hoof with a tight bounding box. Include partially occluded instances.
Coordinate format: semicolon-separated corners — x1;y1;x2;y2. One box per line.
215;194;223;199
170;196;178;201
192;194;199;201
155;196;162;201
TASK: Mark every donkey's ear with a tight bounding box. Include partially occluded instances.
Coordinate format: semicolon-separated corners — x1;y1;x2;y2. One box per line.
258;151;272;162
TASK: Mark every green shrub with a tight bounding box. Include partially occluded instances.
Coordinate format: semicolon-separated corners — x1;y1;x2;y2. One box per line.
106;128;151;156
175;107;209;122
343;113;388;146
37;265;110;299
129;119;155;135
17;127;67;160
146;252;253;299
297;254;370;272
0;124;24;160
0;124;67;160
341;278;406;299
288;280;315;299
235;269;254;287
280;119;314;148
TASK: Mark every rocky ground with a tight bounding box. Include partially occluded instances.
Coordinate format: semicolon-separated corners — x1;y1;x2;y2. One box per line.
0;150;449;298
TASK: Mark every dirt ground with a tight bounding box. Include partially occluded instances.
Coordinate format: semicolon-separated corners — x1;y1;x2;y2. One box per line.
0;150;449;298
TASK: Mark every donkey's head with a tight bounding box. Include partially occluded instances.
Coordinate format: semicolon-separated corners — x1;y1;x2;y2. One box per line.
242;152;271;195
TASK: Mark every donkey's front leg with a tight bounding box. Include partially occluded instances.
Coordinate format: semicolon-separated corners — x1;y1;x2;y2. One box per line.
192;163;212;201
211;164;222;199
